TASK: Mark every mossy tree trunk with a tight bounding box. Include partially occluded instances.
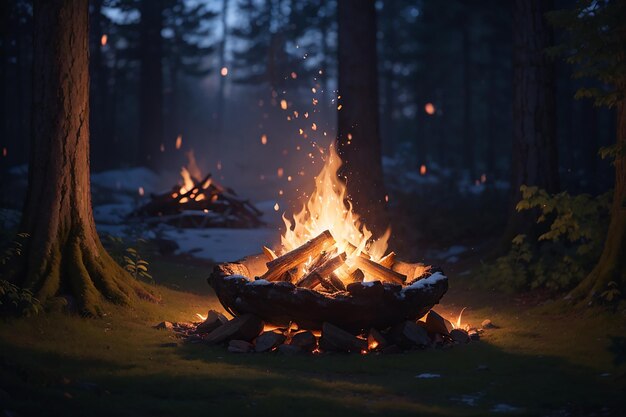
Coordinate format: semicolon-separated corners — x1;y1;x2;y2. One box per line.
9;0;154;316
571;101;626;303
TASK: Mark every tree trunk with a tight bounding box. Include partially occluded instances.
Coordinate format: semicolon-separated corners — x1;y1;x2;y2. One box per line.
138;0;164;169
462;23;475;179
215;0;229;152
570;101;626;303
503;0;558;244
336;0;387;233
6;0;154;316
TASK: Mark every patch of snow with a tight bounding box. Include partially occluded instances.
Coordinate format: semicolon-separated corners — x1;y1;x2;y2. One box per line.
93;203;134;224
160;227;279;262
491;404;520;413
450;394;482;407
248;279;271;286
91;167;162;194
415;373;441;379
402;272;447;293
361;281;377;287
226;274;248;281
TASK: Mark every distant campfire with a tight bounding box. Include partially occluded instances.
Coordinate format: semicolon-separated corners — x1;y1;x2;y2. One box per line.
130;151;264;228
197;146;453;353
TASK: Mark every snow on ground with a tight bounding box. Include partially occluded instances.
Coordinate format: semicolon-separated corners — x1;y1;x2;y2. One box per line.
160;227;279;262
91;167;164;194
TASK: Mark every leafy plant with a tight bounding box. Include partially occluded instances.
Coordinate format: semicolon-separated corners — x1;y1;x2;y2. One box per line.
478;187;611;293
0;279;42;317
104;235;154;284
123;247;153;283
1;232;30;266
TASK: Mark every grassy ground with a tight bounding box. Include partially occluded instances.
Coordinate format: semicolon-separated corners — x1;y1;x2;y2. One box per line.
1;257;625;417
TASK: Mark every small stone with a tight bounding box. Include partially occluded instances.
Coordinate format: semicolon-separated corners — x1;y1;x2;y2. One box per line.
290;331;317;351
391;321;431;348
205;314;264;344
196;310;228;334
425;310;453;335
450;329;470;344
481;319;496;329
468;329;480;340
278;344;302;355
254;331;286;352
228;340;253;353
154;321;173;330
367;328;388;351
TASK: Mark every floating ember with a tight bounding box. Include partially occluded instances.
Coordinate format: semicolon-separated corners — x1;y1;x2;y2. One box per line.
208;145;448;333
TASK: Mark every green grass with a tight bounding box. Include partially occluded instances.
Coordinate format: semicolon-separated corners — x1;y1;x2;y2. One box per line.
1;258;625;416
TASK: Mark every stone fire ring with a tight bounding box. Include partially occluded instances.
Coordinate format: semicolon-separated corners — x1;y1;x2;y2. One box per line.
208;254;448;333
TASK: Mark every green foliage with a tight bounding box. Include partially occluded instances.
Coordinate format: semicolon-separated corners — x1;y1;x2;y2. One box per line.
547;0;626;108
0;232;29;266
479;186;611;293
105;235;154;284
0;279;42;317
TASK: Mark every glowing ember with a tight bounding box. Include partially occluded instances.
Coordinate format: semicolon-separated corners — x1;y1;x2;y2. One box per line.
420;164;427;175
277;167;284;178
196;313;206;321
274;203;280;211
280;145;390;281
220;67;228;76
280;99;288;110
425;102;436;115
100;34;108;46
138;187;144;196
2;147;6;157
175;134;182;150
261;134;268;145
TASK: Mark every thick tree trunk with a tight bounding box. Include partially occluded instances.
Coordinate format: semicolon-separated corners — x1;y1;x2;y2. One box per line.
571;102;626;303
7;0;154;316
336;0;387;233
138;0;164;169
503;0;558;244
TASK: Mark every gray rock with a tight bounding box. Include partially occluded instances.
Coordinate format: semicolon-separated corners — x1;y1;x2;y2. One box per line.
425;310;453;335
278;344;302;355
391;321;431;348
481;319;496;329
254;331;286;352
228;340;253;353
290;331;317;351
196;310;228;334
205;314;264;344
154;321;173;330
450;329;470;344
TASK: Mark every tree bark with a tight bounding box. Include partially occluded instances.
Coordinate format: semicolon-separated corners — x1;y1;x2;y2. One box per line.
138;0;164;169
503;0;558;244
336;0;387;233
6;0;154;316
571;101;626;303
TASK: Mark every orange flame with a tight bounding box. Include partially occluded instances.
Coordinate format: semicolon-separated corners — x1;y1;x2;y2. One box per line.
280;145;390;282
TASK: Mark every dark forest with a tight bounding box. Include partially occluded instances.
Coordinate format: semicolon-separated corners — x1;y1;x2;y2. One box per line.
0;0;625;416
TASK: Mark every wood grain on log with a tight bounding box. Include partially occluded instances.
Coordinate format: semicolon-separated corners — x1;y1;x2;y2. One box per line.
262;230;336;282
354;256;406;285
296;252;346;288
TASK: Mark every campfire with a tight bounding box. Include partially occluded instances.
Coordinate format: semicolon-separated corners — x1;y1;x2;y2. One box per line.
130;151;264;228
176;145;459;353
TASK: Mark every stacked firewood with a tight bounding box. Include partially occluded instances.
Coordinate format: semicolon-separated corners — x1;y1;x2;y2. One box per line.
129;173;264;228
259;230;416;292
156;309;489;354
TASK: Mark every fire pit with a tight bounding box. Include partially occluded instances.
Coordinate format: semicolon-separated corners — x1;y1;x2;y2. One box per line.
207;145;448;334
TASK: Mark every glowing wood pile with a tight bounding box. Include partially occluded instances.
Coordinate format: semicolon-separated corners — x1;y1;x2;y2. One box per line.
130;170;263;228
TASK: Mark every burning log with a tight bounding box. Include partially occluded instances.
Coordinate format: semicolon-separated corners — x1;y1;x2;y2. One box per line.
378;251;396;269
353;256;407;285
262;230;336;282
205;314;264;344
296;252;347;288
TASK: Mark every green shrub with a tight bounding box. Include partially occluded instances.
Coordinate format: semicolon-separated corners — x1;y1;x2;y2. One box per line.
104;235;154;284
0;279;42;317
478;186;611;293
